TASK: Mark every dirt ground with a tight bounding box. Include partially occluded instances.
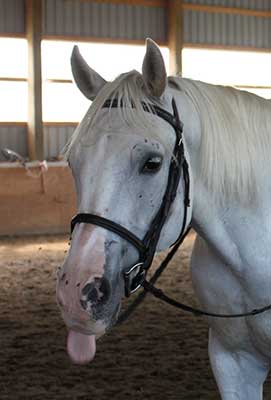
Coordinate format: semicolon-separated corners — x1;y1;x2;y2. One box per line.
0;233;270;400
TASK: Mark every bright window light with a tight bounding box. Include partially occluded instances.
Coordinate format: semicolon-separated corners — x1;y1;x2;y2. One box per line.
42;82;90;122
182;48;271;99
0;38;28;121
0;38;28;78
0;82;28;122
42;41;169;121
42;41;169;80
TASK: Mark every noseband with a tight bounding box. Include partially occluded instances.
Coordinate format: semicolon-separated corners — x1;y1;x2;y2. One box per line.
71;98;191;297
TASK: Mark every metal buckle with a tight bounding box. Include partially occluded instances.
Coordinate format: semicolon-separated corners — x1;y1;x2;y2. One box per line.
123;262;145;297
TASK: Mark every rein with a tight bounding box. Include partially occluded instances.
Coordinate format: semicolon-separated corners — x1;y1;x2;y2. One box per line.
118;228;271;324
70;97;271;323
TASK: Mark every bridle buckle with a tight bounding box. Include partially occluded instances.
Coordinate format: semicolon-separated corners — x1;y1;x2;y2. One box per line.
123;262;145;297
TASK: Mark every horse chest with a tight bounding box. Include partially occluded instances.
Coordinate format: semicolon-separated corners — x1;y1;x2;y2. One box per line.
191;236;271;360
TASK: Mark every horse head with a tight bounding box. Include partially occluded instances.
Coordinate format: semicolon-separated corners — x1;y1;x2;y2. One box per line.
56;39;193;364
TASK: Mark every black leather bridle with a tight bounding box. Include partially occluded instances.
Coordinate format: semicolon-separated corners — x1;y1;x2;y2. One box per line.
71;98;191;297
70;97;271;320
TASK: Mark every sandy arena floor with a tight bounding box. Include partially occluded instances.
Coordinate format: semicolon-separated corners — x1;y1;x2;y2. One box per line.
0;233;270;400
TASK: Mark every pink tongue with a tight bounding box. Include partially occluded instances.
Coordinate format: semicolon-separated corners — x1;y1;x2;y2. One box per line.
67;330;96;365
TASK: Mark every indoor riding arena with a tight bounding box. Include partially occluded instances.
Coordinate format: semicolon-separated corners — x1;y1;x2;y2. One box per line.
0;1;271;399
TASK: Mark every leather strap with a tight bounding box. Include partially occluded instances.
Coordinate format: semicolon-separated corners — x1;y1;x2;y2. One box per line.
141;279;271;318
71;214;147;256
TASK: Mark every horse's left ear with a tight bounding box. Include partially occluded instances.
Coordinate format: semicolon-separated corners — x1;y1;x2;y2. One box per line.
142;38;167;98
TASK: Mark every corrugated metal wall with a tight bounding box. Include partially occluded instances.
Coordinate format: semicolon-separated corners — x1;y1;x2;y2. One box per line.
42;0;167;42
183;10;270;48
0;0;270;160
44;125;75;159
0;125;75;161
0;0;25;35
185;0;271;11
0;125;28;161
1;0;270;46
0;0;168;42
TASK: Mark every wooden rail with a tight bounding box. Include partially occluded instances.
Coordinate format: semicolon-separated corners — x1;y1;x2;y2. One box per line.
182;3;271;18
0;77;27;82
184;43;271;53
42;35;167;46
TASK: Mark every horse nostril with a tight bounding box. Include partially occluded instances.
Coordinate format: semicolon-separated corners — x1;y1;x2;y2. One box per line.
80;277;110;310
82;282;97;301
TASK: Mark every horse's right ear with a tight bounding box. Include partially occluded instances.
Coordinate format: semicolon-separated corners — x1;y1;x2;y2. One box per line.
71;46;107;100
142;38;166;98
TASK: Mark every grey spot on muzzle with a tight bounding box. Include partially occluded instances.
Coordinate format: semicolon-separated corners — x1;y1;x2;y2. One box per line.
105;239;118;251
60;273;66;281
80;277;111;312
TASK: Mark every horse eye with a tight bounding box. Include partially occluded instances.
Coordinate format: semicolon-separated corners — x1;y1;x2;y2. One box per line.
141;156;162;174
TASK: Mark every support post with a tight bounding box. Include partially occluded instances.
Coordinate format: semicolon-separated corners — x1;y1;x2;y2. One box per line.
167;0;183;76
26;0;44;160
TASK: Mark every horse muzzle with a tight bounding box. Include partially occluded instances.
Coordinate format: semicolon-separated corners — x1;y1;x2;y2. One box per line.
57;269;113;323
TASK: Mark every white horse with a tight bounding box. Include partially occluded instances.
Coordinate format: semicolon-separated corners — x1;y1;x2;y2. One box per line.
57;39;271;399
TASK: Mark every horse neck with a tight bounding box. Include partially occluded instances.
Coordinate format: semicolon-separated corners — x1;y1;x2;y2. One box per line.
175;90;244;269
170;84;271;268
187;127;271;271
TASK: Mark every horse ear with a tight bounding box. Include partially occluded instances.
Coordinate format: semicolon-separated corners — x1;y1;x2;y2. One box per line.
71;46;107;100
142;38;167;98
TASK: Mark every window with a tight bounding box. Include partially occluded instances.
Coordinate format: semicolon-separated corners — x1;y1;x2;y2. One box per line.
0;38;28;122
42;41;169;122
182;48;271;99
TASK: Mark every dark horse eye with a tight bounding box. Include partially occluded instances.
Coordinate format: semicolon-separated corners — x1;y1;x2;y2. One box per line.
141;156;163;174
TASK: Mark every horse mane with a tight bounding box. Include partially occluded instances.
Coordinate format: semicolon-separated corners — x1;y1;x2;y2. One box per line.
169;77;271;205
64;70;165;157
66;69;271;206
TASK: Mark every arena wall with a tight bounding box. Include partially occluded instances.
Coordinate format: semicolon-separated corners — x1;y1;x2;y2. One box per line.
0;162;76;235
